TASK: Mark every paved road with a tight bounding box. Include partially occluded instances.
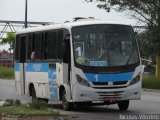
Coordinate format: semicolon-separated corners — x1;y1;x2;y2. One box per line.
0;79;160;120
0;79;31;103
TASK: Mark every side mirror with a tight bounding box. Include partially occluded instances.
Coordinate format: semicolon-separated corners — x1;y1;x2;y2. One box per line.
63;34;70;54
134;32;138;40
64;34;70;41
135;32;138;35
58;34;70;59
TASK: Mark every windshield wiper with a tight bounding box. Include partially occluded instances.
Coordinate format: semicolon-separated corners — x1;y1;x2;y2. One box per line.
126;46;135;65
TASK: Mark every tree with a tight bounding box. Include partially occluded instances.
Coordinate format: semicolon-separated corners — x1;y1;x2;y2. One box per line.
138;30;157;64
0;32;16;54
86;0;160;76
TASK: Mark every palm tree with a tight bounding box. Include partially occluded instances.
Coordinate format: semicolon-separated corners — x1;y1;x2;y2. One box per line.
0;32;16;58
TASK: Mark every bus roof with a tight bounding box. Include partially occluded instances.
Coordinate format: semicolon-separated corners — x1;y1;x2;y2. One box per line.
16;18;132;35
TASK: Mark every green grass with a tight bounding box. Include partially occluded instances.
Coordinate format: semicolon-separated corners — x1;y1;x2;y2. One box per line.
0;67;14;79
142;75;160;89
0;104;59;117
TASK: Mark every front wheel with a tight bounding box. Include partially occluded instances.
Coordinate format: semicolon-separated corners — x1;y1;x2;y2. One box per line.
62;90;72;111
117;100;129;110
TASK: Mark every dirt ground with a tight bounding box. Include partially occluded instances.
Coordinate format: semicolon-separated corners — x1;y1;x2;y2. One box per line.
0;116;66;120
17;117;60;120
18;116;57;120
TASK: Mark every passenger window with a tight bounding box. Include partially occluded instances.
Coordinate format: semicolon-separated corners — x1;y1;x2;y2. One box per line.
27;34;32;60
47;31;57;60
15;36;20;61
57;30;63;60
35;33;43;60
20;36;27;63
44;32;48;60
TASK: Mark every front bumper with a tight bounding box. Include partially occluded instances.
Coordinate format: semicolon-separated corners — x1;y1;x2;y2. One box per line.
72;81;141;102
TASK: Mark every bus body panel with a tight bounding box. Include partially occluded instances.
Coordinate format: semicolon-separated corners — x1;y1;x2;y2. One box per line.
71;65;142;102
15;62;61;100
14;19;142;108
72;81;141;102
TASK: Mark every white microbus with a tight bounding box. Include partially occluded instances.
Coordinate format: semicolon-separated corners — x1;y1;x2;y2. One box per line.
15;18;143;110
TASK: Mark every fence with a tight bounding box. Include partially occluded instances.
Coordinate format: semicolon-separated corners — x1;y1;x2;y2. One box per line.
0;59;13;68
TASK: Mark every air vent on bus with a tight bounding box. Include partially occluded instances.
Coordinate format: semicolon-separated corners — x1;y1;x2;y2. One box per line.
73;17;95;21
113;81;127;85
92;82;108;85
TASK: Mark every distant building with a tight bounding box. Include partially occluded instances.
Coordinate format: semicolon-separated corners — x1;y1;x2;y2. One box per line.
0;51;13;67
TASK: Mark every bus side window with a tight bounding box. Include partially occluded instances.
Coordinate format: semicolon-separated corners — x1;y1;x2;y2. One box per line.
27;34;32;60
20;36;27;63
44;32;48;60
15;36;20;61
47;31;57;60
41;32;45;60
57;30;63;60
31;34;36;61
35;32;43;60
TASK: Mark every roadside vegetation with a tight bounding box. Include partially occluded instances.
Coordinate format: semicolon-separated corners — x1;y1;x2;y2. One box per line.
0;99;60;118
142;75;160;89
0;67;14;79
0;105;59;117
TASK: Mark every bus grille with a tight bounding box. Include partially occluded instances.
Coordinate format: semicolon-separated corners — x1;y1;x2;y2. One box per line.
92;82;108;85
113;81;127;85
91;81;128;89
96;91;123;100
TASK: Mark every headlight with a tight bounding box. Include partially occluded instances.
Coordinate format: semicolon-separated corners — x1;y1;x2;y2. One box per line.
130;73;141;85
76;74;91;87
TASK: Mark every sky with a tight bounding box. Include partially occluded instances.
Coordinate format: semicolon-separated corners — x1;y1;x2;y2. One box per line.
0;0;138;51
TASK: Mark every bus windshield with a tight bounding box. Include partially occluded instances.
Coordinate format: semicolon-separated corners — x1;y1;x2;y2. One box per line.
72;24;139;67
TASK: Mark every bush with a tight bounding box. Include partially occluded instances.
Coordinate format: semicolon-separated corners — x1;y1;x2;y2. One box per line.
14;99;21;106
29;99;48;110
142;75;160;89
0;67;14;79
5;99;14;104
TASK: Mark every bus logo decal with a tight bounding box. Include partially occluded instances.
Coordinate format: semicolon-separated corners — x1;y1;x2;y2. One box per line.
94;74;99;82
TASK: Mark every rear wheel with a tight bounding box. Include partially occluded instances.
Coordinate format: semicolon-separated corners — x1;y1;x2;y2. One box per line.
38;98;49;103
62;90;72;110
118;100;129;110
31;87;37;102
31;86;48;103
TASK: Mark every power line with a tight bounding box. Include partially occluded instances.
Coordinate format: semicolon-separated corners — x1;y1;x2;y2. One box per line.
0;20;53;39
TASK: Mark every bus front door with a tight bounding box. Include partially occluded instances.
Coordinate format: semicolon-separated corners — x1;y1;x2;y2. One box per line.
19;36;27;95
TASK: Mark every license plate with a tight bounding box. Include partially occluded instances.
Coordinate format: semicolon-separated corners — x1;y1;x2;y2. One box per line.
104;96;116;102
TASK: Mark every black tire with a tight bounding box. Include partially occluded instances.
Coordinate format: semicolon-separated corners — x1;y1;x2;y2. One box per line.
31;87;48;103
118;100;129;110
31;87;37;102
39;98;49;103
62;90;72;111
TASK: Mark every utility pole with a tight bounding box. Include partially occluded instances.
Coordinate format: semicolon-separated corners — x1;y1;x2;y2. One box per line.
25;0;28;28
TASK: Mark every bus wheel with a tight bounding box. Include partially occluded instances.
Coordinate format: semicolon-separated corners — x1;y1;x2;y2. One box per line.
41;99;48;103
62;90;72;111
117;100;129;110
31;87;37;102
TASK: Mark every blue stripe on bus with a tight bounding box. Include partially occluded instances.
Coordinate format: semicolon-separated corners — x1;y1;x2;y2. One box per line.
14;63;49;72
85;72;134;82
14;63;20;71
26;63;49;72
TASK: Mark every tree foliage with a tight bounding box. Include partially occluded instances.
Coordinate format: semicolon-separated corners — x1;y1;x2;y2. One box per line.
0;32;16;50
138;30;157;64
86;0;160;25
